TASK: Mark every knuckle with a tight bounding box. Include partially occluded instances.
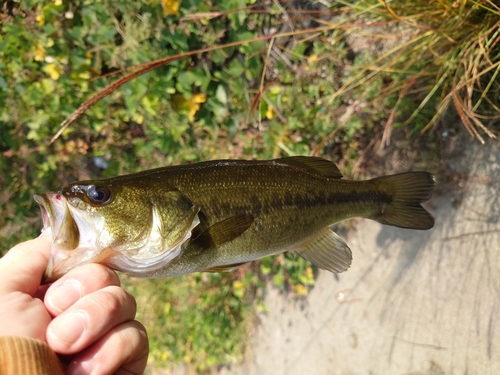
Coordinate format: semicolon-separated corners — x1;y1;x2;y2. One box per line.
116;322;149;364
101;290;122;315
84;263;120;287
96;286;136;318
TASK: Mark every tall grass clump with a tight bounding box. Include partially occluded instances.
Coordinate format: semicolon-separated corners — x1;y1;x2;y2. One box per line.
336;0;500;144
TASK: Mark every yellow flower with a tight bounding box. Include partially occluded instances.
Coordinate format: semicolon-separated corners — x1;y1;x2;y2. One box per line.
174;93;206;122
306;266;313;279
294;284;308;296
54;0;63;5
265;105;274;119
36;14;45;26
308;54;318;64
191;93;206;104
269;85;282;94
132;113;144;125
33;43;46;62
188;93;206;122
43;63;62;80
160;351;169;361
77;71;90;80
162;0;180;16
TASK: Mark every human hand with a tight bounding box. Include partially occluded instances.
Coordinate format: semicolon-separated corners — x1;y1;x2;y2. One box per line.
0;229;149;374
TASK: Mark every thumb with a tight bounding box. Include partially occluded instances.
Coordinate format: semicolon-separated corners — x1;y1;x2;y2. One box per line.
0;229;53;295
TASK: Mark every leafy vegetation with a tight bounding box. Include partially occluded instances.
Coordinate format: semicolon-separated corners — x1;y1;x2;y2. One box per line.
1;0;498;372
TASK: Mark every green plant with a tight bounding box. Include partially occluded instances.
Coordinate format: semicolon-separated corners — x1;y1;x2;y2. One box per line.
123;271;255;371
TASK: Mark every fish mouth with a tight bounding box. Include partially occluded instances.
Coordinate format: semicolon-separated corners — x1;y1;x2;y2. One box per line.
34;193;63;236
34;193;83;283
36;198;51;230
34;193;80;250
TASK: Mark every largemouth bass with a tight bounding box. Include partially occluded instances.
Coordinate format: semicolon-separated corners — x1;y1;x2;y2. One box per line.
34;157;435;284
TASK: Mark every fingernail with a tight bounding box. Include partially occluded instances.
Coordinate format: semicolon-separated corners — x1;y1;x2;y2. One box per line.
48;311;88;345
46;280;83;313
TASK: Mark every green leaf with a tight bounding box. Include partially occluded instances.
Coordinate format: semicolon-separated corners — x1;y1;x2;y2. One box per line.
233;288;244;299
227;59;245;77
41;78;55;94
260;264;271;275
141;96;159;116
272;272;285;289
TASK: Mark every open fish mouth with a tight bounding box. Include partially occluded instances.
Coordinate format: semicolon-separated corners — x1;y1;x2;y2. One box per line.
34;192;87;283
34;193;56;231
34;193;80;251
37;199;51;230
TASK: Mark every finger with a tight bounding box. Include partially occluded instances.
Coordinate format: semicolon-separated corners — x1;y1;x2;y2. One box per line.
47;285;137;354
45;263;120;316
0;293;51;342
0;229;52;295
67;320;149;375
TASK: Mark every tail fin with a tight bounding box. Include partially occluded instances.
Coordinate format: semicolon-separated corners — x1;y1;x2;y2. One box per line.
369;172;435;230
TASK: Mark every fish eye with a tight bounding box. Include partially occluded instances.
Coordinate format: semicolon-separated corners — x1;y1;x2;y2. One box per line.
87;185;111;204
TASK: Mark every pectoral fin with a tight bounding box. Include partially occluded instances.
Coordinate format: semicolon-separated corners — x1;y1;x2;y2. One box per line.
192;214;254;251
293;228;352;273
205;262;249;272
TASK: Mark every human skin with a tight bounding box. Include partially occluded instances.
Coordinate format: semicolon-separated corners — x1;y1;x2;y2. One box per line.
0;229;149;374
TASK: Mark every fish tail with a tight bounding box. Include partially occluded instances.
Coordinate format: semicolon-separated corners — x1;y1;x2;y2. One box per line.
369;172;435;230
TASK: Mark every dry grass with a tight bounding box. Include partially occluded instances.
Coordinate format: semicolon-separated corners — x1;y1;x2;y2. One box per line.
341;0;500;144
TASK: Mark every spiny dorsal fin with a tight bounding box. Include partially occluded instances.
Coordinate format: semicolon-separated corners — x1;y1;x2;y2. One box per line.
276;156;342;179
192;214;254;251
204;262;248;273
293;228;352;273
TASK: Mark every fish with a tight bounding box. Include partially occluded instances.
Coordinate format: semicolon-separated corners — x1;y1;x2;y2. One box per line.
34;156;435;284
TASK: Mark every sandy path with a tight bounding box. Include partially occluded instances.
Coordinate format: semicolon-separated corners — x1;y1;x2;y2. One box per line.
220;140;500;375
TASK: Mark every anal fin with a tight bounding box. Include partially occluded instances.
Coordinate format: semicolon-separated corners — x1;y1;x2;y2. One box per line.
293;228;352;273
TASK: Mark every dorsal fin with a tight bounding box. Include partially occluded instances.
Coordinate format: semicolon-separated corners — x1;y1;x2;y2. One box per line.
276;156;343;179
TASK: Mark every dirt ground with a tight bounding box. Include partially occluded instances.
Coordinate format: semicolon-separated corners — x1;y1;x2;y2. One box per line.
216;139;500;375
